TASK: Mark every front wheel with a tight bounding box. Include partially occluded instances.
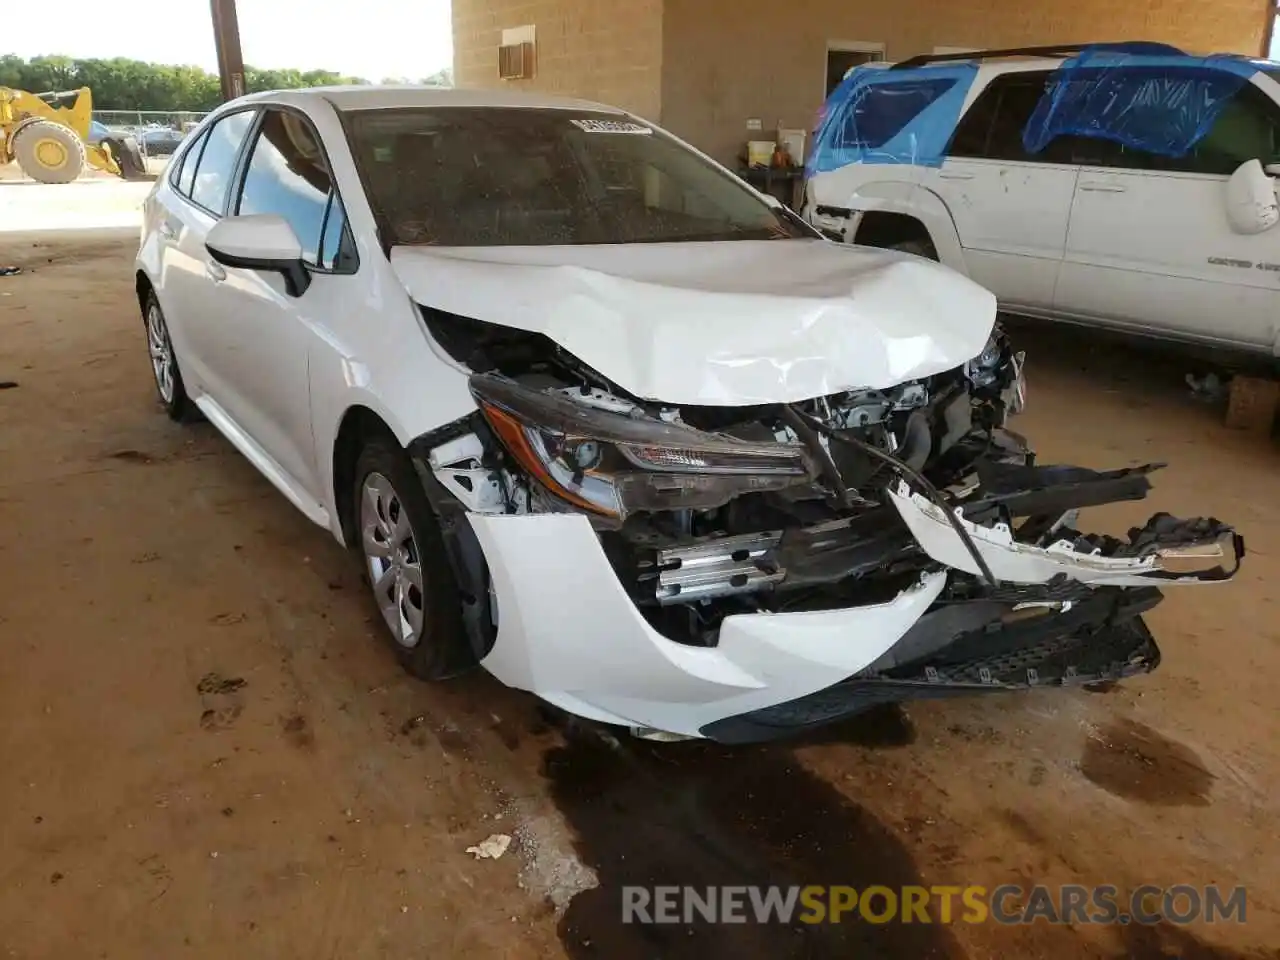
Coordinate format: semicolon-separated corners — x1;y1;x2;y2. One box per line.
890;237;938;261
353;438;470;680
12;120;86;184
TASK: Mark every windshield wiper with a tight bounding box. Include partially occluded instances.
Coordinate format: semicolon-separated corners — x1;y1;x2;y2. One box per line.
630;229;793;244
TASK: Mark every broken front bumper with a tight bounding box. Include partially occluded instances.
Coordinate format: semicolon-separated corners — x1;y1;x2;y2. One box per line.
703;588;1162;743
465;459;1241;742
469;512;949;738
888;479;1243;587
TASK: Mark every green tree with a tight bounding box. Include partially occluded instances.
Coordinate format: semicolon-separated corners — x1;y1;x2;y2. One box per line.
0;54;373;111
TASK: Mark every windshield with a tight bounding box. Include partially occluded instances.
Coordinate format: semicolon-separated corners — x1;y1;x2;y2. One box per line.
344;107;806;246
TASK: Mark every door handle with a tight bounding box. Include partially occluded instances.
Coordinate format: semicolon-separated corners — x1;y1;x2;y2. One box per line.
1079;181;1127;193
205;261;227;282
939;172;975;181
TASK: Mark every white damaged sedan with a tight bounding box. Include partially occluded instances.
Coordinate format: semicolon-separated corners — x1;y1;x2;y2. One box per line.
135;86;1242;742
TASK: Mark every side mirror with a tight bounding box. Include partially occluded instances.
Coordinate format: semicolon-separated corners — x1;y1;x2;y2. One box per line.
206;214;311;296
1224;159;1280;236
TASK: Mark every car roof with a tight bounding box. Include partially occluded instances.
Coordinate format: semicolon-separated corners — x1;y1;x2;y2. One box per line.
236;84;627;115
884;43;1280;77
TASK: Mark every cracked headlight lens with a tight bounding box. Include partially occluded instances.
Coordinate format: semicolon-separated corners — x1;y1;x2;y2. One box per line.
470;374;814;522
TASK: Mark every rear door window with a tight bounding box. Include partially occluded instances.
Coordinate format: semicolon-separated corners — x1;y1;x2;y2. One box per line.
190;110;255;214
172;128;210;198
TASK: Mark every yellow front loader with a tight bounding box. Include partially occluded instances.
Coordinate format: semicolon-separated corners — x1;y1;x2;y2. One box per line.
0;86;145;183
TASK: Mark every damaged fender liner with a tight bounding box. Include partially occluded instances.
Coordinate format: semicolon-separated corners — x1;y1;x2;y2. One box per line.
702;586;1162;744
407;417;499;667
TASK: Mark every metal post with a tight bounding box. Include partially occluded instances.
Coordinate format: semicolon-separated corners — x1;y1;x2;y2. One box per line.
210;0;246;102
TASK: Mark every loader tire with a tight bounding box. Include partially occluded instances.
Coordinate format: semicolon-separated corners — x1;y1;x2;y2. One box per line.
105;135;147;180
12;120;85;184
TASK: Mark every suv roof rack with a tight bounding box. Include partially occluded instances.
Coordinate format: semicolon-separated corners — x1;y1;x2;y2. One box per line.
889;41;1186;70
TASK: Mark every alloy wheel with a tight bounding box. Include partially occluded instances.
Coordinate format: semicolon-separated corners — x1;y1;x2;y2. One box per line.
360;471;426;648
146;302;175;403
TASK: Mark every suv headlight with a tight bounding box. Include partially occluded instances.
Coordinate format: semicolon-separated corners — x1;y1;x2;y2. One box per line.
470;374;814;523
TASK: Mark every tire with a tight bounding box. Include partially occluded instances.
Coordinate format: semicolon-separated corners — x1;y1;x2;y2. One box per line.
143;293;197;422
104;135;147;180
352;436;469;680
13;120;86;184
890;237;939;261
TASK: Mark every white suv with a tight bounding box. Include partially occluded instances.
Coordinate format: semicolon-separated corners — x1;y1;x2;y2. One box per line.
805;43;1280;357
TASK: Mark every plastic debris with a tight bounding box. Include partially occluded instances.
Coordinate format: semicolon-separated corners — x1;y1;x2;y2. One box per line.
465;833;512;860
0;266;20;277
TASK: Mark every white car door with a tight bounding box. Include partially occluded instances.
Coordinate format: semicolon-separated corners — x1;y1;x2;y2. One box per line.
153;110;258;398
200;106;361;506
1054;81;1280;353
933;69;1079;312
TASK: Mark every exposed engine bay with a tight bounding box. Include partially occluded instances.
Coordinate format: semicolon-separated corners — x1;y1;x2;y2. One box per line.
409;305;1242;736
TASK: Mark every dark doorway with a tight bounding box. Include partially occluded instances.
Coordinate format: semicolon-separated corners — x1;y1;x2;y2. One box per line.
825;48;883;97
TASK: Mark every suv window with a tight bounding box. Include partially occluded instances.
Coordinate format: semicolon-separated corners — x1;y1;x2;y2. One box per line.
949;71;1080;163
838;78;958;150
190;110;255;214
952;67;1280;175
1192;85;1280;173
235;109;354;269
1085;83;1280;175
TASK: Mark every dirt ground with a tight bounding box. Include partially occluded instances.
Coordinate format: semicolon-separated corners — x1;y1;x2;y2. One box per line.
1;234;1279;960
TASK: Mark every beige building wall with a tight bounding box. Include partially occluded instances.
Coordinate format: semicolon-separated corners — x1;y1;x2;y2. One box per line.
453;0;1268;164
661;0;1269;163
452;0;665;119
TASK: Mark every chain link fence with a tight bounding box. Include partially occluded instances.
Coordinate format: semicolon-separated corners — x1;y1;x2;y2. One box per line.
94;109;210;161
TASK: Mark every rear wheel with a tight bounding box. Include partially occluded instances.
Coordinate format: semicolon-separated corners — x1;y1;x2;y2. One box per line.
353;437;469;680
143;293;197;422
13;120;86;184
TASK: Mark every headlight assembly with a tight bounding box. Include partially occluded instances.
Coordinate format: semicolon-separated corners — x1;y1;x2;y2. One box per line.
470;374;815;523
966;325;1027;417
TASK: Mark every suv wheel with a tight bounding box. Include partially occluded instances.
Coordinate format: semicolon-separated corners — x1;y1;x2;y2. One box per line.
890;238;938;260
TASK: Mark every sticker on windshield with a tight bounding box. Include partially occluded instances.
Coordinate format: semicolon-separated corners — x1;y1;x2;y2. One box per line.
571;119;653;135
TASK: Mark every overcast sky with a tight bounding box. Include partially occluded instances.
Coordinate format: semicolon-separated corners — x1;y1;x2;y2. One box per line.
7;0;453;80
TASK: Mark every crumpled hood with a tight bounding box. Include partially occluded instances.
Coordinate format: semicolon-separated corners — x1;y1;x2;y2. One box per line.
390;238;996;406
